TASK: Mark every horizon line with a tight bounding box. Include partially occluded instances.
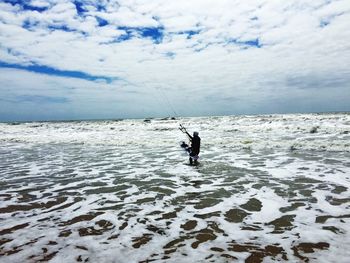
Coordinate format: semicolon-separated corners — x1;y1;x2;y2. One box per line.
1;110;349;124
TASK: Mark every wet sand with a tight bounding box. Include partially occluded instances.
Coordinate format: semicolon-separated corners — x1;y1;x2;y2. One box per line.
0;114;349;262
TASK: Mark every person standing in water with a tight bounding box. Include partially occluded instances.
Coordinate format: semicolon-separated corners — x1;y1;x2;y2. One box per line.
180;126;201;165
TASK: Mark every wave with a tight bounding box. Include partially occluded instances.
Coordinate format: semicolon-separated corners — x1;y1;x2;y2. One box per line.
0;113;349;152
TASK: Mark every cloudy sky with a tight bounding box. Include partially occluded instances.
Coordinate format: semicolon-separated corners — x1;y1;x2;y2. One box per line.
0;0;349;121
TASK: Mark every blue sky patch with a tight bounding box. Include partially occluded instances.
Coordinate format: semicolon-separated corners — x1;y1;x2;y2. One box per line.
3;0;49;12
139;27;164;43
96;4;106;12
0;61;115;83
22;19;39;30
117;26;164;43
96;17;108;27
116;31;133;42
73;1;86;16
243;39;262;48
176;30;201;39
229;38;263;48
48;24;76;32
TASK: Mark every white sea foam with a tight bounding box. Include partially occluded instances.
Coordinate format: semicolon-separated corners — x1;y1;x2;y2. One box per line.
0;113;349;262
0;113;349;152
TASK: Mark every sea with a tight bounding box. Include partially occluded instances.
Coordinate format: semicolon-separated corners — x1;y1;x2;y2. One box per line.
0;113;349;263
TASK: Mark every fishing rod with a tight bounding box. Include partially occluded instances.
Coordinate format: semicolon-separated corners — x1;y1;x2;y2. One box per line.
179;124;186;133
179;124;192;140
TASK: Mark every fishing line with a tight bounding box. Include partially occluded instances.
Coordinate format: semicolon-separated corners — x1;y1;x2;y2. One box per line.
152;87;173;117
153;85;187;134
156;86;179;118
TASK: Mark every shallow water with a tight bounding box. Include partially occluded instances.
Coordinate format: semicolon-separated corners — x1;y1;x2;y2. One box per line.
0;113;350;262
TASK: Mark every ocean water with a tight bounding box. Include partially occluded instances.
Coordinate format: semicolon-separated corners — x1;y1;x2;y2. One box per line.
0;113;349;262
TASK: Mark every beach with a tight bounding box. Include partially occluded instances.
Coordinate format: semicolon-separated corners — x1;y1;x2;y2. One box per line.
0;113;349;262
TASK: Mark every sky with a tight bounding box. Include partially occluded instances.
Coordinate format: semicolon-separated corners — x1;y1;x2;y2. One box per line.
0;0;350;121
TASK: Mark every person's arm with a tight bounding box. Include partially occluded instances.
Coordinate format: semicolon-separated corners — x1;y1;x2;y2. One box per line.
179;125;192;140
185;130;193;140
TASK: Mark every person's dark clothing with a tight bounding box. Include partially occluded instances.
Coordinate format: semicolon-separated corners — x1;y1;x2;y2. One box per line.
185;132;201;156
181;141;191;153
183;130;201;165
191;136;200;155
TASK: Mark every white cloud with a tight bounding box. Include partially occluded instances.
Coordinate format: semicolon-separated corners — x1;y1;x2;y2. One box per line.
0;68;162;120
0;0;350;120
30;0;51;8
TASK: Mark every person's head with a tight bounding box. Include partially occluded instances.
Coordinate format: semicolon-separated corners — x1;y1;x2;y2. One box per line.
193;131;199;137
